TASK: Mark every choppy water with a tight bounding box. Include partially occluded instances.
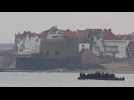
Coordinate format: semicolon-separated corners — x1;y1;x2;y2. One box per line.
0;72;133;87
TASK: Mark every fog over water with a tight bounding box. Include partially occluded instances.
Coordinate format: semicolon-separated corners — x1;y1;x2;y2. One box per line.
0;12;134;43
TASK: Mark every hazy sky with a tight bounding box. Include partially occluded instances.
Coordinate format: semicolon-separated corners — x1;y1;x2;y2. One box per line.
0;12;134;43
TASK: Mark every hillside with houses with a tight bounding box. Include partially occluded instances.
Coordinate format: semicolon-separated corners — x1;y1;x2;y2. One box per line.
1;26;134;73
15;26;134;61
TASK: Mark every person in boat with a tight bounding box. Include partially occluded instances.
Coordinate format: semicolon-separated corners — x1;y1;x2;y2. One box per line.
80;73;86;79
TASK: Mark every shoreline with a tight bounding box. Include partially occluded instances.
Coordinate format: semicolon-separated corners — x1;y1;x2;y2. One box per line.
0;62;134;74
0;69;134;74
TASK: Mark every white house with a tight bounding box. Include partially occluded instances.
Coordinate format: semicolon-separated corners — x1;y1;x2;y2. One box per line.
79;43;90;52
92;37;105;56
15;32;40;55
78;37;104;56
104;40;129;58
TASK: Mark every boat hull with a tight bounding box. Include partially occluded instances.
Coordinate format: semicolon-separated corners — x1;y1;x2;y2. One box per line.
78;77;125;81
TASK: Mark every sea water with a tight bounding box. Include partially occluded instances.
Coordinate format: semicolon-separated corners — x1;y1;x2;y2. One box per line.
0;72;133;87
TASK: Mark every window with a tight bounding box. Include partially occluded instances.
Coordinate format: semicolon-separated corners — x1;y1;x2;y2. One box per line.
105;46;119;53
46;50;49;56
82;44;85;47
55;51;60;56
52;36;58;38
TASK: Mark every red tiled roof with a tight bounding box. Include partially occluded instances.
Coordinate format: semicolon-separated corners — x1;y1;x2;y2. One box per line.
64;30;89;40
40;31;48;39
103;31;116;40
64;31;78;38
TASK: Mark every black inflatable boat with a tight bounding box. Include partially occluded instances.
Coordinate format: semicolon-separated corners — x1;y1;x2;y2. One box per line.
78;72;125;81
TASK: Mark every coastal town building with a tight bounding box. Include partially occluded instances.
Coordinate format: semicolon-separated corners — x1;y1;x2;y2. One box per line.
79;43;90;52
46;26;65;40
127;41;134;58
15;31;40;56
14;26;134;70
104;40;129;58
76;29;105;56
15;28;131;59
102;29;130;59
126;40;134;63
40;26;79;58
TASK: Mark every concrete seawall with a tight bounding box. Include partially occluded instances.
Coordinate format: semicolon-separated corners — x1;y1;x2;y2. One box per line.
0;50;16;70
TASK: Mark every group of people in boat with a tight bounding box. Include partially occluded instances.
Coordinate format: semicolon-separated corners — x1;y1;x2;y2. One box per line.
78;72;125;80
